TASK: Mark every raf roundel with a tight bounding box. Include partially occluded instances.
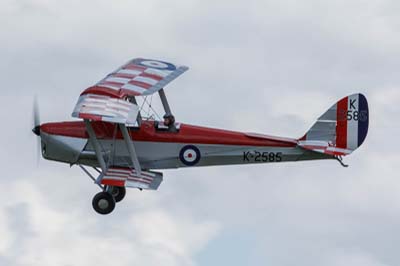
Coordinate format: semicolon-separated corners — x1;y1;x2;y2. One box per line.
133;58;177;71
179;145;201;166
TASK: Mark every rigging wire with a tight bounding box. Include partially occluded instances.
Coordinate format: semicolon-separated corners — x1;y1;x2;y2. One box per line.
137;95;162;121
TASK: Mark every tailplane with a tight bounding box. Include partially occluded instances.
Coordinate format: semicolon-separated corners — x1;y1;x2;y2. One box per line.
298;93;369;157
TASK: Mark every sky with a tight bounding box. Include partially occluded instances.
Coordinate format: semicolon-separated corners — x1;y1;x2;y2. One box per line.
0;0;400;265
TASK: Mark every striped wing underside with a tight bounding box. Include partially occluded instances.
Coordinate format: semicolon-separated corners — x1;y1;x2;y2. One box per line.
101;167;163;190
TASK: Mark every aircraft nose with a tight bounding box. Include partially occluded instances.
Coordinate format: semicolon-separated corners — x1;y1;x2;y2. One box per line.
32;125;40;136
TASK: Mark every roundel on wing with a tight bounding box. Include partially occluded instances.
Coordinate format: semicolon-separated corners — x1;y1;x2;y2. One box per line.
133;58;177;71
179;145;201;166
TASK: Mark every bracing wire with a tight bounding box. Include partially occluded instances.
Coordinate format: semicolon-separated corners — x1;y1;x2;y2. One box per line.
139;96;162;121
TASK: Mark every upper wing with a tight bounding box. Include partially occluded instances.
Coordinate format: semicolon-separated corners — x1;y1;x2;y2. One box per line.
72;58;188;123
83;58;188;98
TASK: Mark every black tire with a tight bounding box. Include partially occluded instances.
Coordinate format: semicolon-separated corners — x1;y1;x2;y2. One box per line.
110;186;126;203
92;192;115;215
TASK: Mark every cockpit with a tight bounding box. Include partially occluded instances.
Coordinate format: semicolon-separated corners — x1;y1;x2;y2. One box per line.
126;89;180;133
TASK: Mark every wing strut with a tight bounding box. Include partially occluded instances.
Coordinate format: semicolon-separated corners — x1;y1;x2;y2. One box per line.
119;124;142;176
84;119;107;173
129;96;142;126
158;88;173;117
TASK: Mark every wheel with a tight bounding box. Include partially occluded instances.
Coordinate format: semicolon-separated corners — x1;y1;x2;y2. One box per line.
110;186;126;203
92;192;115;215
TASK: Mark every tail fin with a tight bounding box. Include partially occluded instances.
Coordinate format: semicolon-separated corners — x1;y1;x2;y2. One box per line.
298;93;369;156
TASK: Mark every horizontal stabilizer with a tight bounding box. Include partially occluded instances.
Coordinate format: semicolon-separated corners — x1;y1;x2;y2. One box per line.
298;140;352;156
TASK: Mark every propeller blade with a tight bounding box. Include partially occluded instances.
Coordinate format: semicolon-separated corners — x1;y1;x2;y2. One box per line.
32;96;41;165
36;135;41;165
33;96;40;125
32;96;40;136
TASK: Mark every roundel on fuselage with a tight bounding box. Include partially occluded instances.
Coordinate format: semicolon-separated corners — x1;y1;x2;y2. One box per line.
179;145;201;166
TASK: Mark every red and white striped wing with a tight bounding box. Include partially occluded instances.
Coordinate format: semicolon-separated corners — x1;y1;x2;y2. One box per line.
100;167;163;190
83;58;188;98
72;94;139;124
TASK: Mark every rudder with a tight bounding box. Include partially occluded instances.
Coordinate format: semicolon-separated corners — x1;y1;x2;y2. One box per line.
299;93;369;156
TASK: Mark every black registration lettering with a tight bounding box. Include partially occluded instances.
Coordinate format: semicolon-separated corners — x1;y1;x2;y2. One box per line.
243;151;250;162
242;151;283;162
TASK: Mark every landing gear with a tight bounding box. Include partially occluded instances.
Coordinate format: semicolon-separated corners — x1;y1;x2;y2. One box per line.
92;192;116;215
77;165;129;215
91;186;126;215
109;186;126;203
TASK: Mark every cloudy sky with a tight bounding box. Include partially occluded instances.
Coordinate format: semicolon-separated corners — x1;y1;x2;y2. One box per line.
1;0;400;265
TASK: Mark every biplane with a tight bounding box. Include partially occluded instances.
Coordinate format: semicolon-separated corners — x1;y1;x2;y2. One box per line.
32;58;369;214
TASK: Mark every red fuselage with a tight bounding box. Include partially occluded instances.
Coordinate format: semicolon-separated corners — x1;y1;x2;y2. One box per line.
40;120;297;148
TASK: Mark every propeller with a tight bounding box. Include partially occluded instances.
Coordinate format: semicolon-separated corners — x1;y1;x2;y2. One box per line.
32;96;41;163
